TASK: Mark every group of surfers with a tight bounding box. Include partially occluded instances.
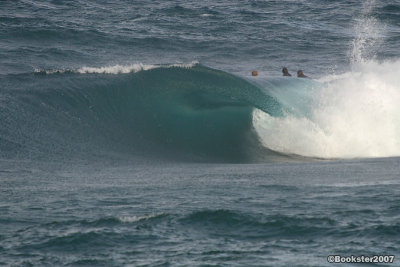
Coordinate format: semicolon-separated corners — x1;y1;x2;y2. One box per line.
251;67;308;78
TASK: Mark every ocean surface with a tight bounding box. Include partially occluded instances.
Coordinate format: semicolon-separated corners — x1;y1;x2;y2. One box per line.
1;0;400;266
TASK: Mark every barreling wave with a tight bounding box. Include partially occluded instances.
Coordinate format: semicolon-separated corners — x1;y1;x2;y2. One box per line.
2;58;400;162
0;64;283;162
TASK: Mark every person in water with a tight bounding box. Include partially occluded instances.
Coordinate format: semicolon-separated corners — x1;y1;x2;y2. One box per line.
282;67;291;76
251;70;258;76
297;70;308;78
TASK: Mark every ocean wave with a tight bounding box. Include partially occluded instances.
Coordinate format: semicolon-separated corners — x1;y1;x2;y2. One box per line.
180;209;337;239
5;59;400;161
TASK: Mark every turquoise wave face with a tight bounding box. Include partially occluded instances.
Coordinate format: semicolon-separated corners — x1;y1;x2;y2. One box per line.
0;65;285;162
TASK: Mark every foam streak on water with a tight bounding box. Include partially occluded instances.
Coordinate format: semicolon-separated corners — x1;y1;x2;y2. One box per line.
34;62;198;74
118;214;164;223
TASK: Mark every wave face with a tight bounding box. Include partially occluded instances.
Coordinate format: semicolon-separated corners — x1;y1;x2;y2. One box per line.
0;65;282;162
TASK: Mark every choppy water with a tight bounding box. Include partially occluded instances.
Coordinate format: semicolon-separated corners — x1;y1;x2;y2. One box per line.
2;159;400;266
1;0;400;266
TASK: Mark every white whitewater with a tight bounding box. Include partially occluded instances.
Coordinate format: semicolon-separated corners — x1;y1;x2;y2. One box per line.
253;1;400;158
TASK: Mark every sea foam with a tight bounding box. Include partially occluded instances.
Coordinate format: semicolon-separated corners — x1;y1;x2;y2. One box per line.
253;0;399;159
253;59;400;158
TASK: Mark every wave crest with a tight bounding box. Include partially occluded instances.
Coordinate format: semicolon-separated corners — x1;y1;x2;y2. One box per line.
34;62;199;75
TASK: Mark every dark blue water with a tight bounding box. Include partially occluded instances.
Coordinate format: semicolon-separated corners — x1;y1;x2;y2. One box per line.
1;0;400;266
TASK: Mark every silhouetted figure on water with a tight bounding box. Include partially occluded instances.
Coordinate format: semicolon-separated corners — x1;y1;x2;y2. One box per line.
297;70;308;78
282;67;291;76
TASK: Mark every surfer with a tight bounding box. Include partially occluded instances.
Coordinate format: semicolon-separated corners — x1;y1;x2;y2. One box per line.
282;67;291;76
251;70;258;76
297;70;308;78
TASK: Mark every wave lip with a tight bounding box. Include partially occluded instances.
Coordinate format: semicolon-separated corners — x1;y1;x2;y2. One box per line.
34;61;199;75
